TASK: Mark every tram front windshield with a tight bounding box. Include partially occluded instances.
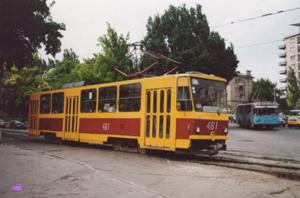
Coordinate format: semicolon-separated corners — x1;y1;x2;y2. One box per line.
191;78;226;113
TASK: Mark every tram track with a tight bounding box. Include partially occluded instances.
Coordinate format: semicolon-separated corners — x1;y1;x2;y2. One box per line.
146;151;300;181
190;155;300;181
2;131;300;181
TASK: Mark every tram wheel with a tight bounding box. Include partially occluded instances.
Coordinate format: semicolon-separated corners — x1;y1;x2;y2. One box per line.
137;145;147;155
112;141;121;151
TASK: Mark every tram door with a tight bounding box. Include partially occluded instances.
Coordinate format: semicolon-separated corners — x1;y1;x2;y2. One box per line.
145;88;172;148
63;96;79;141
28;98;39;135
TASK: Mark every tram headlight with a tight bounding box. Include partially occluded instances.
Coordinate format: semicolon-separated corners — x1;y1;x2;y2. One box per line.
224;128;228;134
195;126;201;134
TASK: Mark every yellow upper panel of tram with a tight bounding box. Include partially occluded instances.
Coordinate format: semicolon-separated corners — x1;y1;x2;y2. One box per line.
31;73;226;96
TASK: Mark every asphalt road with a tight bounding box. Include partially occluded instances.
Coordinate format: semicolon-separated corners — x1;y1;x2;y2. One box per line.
1;134;300;198
227;124;300;163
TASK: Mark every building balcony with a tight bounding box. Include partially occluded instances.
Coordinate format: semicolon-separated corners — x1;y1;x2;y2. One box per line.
279;52;286;58
278;44;286;49
279;87;286;91
279;78;287;83
279;69;287;75
279;61;286;66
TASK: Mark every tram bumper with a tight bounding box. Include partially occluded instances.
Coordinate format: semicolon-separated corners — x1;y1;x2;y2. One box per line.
176;140;227;155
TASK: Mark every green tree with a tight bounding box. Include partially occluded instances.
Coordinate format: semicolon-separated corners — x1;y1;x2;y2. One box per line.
141;4;238;81
6;66;50;104
45;49;80;88
251;78;277;102
287;68;300;108
45;23;136;88
0;53;51;117
4;65;50;117
74;24;134;84
94;24;134;82
0;0;65;69
296;99;300;109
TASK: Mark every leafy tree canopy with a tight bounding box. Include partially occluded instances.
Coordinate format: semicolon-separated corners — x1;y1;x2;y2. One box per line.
92;24;134;83
5;65;50;105
287;68;300;108
141;4;239;82
0;0;65;69
45;24;134;88
44;48;80;89
70;24;134;84
251;78;277;102
296;99;300;109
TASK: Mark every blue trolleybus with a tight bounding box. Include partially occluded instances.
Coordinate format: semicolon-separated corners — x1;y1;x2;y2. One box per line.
236;102;279;129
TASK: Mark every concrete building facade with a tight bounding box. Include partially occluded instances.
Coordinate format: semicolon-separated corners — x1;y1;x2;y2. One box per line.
227;70;253;113
279;23;300;88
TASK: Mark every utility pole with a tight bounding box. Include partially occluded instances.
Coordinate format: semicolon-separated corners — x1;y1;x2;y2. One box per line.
273;87;276;103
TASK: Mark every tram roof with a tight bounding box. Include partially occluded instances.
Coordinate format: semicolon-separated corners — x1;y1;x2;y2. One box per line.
34;72;226;95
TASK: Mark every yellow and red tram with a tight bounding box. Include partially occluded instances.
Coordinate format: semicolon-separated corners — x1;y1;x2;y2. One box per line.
28;72;229;154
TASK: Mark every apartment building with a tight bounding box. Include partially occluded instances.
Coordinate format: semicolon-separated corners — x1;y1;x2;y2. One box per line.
279;23;300;88
227;70;253;113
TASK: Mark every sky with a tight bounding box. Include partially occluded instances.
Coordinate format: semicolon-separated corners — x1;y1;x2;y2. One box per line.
48;0;300;86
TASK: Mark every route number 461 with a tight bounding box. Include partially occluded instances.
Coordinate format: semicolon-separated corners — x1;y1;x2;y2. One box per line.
206;121;218;131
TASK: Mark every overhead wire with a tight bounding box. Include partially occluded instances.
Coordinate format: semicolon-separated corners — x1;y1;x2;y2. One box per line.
236;39;282;49
55;7;300;58
213;6;300;28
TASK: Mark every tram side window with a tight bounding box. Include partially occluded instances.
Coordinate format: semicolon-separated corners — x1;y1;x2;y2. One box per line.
119;83;141;112
177;86;192;111
40;94;51;114
160;90;164;113
147;91;151;113
167;89;171;113
81;89;96;113
52;93;64;113
99;86;117;112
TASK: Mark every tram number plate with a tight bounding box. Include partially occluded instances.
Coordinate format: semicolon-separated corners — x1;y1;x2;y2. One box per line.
102;123;110;131
206;121;218;131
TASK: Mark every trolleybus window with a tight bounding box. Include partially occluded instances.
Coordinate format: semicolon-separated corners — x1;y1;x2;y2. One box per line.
81;89;96;113
254;108;276;115
52;93;64;113
99;86;117;112
40;94;51;114
191;78;226;113
119;83;141;112
177;86;192;111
